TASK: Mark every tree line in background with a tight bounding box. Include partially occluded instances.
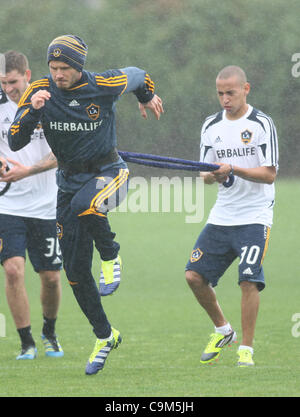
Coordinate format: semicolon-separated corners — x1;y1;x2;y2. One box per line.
1;0;300;176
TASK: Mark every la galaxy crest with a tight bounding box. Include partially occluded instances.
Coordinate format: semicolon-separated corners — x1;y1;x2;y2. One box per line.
53;48;62;58
241;129;252;144
86;103;100;120
56;223;63;240
190;248;203;262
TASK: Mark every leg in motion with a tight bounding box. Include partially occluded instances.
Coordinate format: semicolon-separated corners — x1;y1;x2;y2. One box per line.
237;281;259;367
72;169;129;296
4;256;36;360
39;270;64;357
57;189;121;374
186;270;236;364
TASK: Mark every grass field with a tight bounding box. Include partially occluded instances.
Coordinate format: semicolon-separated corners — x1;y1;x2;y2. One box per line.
0;178;299;398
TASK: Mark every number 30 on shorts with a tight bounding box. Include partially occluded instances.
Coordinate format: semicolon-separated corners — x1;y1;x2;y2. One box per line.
44;237;61;258
239;245;260;265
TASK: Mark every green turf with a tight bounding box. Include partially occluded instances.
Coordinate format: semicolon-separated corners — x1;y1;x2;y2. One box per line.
0;178;300;397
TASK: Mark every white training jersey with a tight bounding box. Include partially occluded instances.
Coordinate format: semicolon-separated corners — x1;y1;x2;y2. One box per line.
200;105;279;227
0;91;57;219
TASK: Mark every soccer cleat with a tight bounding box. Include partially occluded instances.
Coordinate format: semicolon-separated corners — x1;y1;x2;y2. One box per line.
237;348;254;367
99;255;122;296
41;334;64;357
16;346;37;360
200;330;237;364
85;327;122;375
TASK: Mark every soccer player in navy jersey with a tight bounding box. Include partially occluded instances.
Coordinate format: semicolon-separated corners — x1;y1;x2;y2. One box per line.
9;35;164;375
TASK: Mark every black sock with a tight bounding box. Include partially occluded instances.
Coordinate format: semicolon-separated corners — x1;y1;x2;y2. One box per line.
17;326;35;349
42;316;57;338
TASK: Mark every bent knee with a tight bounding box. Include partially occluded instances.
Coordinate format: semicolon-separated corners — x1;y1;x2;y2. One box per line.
40;271;61;288
3;257;24;283
185;269;204;285
240;280;260;293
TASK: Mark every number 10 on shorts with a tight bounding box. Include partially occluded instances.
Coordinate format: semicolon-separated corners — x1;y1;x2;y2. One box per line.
239;245;261;265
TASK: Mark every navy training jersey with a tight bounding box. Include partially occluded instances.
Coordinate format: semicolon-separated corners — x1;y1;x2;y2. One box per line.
8;67;155;192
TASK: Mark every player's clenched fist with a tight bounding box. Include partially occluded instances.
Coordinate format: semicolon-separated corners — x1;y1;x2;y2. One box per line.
31;90;51;110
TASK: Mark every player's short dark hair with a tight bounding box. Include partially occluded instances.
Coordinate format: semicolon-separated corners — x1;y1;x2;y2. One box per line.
217;65;247;85
4;50;29;75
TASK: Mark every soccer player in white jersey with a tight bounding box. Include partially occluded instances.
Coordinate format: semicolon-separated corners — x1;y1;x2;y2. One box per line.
185;65;278;367
0;51;64;359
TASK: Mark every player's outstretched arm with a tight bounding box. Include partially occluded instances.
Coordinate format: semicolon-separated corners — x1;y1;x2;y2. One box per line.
119;67;163;120
0;152;57;183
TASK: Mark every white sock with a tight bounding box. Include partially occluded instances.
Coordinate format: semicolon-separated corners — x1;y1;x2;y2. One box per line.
215;322;232;335
98;332;113;342
238;345;254;354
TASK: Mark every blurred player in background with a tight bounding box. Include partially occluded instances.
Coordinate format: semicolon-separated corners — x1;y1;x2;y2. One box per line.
0;51;63;360
8;35;164;375
185;65;278;367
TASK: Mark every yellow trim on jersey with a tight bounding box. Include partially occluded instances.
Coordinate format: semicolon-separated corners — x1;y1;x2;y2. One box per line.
260;227;271;266
10;121;20;135
18;79;49;108
10;128;19;135
95;74;127;88
67;83;88;91
118;71;128;95
10;108;30;136
78;169;129;217
20;108;30;119
145;74;154;93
